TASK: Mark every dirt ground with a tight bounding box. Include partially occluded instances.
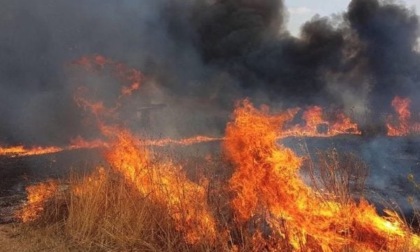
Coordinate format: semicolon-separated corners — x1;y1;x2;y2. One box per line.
0;224;30;251
0;224;71;252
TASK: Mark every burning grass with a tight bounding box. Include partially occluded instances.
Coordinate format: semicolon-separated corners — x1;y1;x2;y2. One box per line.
12;100;420;251
17;168;212;251
64;168;200;251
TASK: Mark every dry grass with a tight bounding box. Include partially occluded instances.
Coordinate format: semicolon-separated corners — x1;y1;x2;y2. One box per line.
0;223;72;252
66;170;186;251
22;167;217;251
304;148;368;204
15;151;420;252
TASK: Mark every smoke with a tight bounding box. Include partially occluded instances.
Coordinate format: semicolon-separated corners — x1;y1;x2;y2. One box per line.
0;0;419;145
192;0;419;127
347;0;420;128
0;0;216;144
1;0;420;220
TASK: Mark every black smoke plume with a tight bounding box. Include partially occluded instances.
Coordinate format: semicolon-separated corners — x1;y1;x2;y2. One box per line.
192;0;419;129
0;0;419;144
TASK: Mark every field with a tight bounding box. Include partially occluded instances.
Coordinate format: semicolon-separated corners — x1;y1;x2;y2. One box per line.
1;102;419;251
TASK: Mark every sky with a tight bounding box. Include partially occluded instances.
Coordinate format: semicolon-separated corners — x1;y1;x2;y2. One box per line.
284;0;420;36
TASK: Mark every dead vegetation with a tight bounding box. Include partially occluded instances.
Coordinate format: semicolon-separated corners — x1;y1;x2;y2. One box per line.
7;148;418;251
6;101;420;251
305;148;369;204
19;168;210;251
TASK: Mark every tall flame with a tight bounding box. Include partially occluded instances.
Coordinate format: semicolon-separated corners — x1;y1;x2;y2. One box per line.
104;130;216;244
224;99;418;251
12;55;420;250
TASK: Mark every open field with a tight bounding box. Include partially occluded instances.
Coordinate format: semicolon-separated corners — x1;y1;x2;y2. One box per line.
1;133;419;251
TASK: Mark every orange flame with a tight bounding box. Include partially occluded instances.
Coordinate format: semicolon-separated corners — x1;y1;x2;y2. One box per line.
0;137;109;158
387;96;420;136
104;130;216;244
13;55;420;250
121;81;140;97
224;99;418;251
284;106;361;137
73;55;144;123
73;54;144;93
17;180;59;223
68;136;108;150
142;135;222;146
0;145;63;157
0;135;220;158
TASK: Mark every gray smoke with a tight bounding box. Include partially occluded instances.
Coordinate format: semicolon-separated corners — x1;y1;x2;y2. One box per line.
0;0;220;144
1;0;420;222
0;0;419;145
192;0;420;131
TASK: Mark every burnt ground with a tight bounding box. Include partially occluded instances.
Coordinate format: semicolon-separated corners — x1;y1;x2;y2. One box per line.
284;135;420;222
0;149;103;223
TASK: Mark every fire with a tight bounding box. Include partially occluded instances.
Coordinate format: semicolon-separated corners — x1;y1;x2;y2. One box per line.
17;180;59;223
73;55;145;123
142;135;222;146
284;105;361;137
73;54;144;93
0;145;63;157
0;138;108;158
0;104;361;159
121;81;140;97
11;55;420;250
68;137;108;150
12;134;219;243
331;111;361;135
104;130;216;244
387;96;420;136
0;135;219;158
224;99;418;251
301;105;325;133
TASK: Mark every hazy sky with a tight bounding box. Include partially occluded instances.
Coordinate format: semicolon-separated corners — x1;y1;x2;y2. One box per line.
284;0;420;36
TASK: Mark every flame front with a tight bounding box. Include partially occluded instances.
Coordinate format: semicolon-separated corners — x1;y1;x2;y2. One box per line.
142;135;222;146
0;145;63;157
104;130;216;244
224;99;418;251
284;105;361;137
0;138;108;158
12;55;420;251
387;96;420;136
17;180;59;223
